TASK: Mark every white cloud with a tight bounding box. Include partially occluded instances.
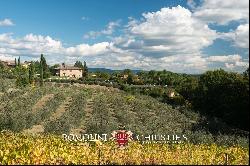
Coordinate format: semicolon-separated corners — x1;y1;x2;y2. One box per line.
0;33;112;64
206;54;249;71
0;33;14;42
235;61;249;67
65;42;110;56
0;33;64;63
193;0;249;25
234;24;249;48
0;32;248;73
103;21;121;34
206;54;242;63
225;61;249;70
127;5;217;57
220;23;249;49
0;4;249;74
225;63;235;69
84;20;121;39
86;5;248;73
0;53;17;61
106;5;219;73
0;18;14;26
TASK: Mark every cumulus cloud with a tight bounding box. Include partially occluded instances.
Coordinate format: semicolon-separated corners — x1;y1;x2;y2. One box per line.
0;18;14;26
0;32;248;73
0;4;249;73
0;33;64;63
225;61;249;70
106;5;219;73
193;0;249;25
225;63;235;69
206;54;242;63
84;20;121;39
206;54;249;71
191;0;249;51
0;33;14;42
0;33;113;64
234;24;249;48
126;5;217;58
220;23;249;49
0;53;16;61
65;42;110;56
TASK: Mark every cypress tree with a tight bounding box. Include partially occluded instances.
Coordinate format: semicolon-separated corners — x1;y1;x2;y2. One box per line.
17;56;21;67
83;61;88;77
15;57;21;87
29;62;35;84
40;54;49;79
39;55;44;86
15;58;17;67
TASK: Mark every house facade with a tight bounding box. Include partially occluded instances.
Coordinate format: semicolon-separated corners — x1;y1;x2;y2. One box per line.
0;60;16;68
55;64;83;78
0;60;31;68
22;61;32;68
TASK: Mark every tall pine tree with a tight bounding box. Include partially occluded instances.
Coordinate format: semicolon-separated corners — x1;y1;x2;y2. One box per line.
39;54;44;86
15;58;17;67
17;56;21;67
40;54;49;79
83;61;88;77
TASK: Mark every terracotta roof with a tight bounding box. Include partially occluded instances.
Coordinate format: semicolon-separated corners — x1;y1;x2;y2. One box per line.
23;61;32;64
55;65;83;70
1;60;16;66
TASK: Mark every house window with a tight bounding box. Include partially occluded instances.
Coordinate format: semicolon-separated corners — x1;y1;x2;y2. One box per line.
63;73;66;76
70;70;72;72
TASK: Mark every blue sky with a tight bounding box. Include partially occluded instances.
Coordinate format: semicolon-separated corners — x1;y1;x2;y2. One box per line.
0;0;249;73
0;0;188;44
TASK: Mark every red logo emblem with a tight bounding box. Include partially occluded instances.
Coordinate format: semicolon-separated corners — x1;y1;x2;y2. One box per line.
111;126;133;148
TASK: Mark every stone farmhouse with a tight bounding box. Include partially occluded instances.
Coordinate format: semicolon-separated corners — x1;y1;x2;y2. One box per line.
0;60;16;68
0;60;32;68
55;63;83;79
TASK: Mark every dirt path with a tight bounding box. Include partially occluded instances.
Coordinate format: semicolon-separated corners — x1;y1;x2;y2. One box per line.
84;97;94;120
23;96;72;134
23;125;44;134
0;92;5;110
32;94;54;113
75;83;120;93
70;90;97;135
49;96;72;120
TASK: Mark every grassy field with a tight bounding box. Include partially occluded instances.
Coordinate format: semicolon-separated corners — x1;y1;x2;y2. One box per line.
0;78;249;165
